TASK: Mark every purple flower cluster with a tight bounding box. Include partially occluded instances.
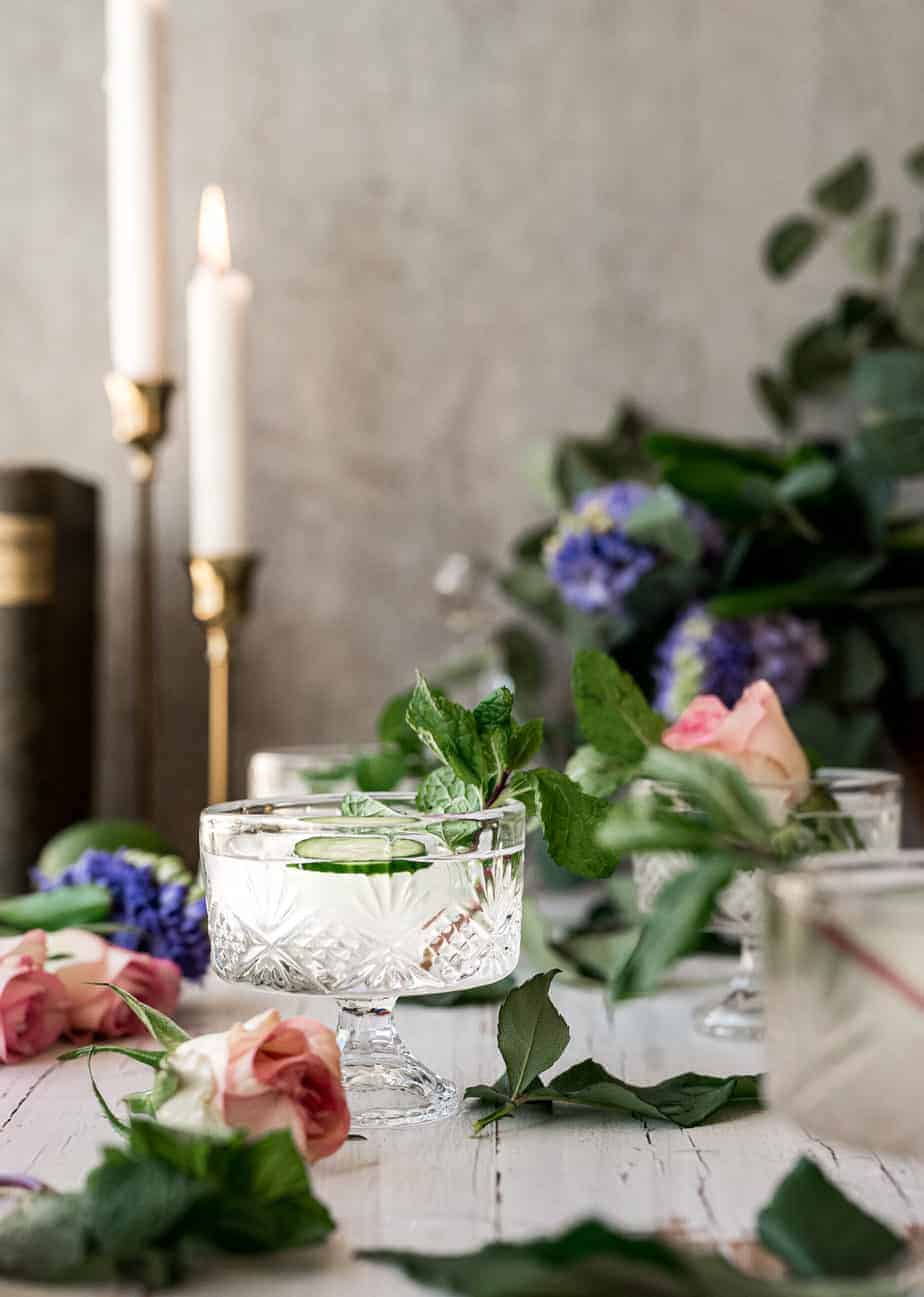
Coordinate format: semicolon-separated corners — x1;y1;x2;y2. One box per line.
653;604;828;720
544;482;722;616
35;849;210;981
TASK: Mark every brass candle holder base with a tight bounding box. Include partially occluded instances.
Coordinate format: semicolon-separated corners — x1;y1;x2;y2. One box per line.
187;554;259;805
105;373;175;820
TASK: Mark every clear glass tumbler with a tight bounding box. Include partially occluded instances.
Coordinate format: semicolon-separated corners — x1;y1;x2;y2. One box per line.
201;794;526;1128
765;851;924;1158
633;768;902;1041
247;745;377;798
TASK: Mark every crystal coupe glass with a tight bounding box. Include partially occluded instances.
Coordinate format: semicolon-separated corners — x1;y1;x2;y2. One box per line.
633;769;902;1041
765;851;924;1158
201;794;526;1128
247;745;378;798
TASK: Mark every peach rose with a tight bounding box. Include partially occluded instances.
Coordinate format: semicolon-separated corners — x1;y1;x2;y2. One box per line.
0;930;70;1062
662;680;811;804
155;1008;350;1162
46;928;180;1042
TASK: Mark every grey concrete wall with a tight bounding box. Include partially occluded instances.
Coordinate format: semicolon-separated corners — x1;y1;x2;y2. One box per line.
2;1;924;858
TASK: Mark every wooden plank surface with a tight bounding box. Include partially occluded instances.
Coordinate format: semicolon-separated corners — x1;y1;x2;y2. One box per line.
2;950;923;1296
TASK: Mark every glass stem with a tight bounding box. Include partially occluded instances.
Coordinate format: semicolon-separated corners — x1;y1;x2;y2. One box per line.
336;998;401;1061
732;936;761;996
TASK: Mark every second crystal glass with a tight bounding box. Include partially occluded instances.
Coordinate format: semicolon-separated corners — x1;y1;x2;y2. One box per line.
633;768;902;1040
201;794;526;1128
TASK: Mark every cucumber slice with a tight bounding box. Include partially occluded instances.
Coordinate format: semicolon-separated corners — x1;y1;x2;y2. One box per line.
287;857;429;876
293;835;427;862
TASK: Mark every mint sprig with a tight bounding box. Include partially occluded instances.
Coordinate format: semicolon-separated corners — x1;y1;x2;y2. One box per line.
0;1123;334;1288
404;672;615;879
466;971;761;1134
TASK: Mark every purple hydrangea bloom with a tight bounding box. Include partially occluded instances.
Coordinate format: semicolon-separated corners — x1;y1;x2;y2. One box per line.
545;481;722;616
653;604;827;720
35;849;210;981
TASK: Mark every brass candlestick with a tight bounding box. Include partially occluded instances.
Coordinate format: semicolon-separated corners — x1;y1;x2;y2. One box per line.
187;554;259;805
105;373;174;821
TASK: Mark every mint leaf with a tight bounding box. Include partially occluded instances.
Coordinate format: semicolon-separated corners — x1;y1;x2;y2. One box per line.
0;884;111;932
406;673;484;788
473;686;515;734
506;718;544;771
498;970;569;1099
377;687;421;755
417;768;484;816
758;1157;905;1278
572;650;665;763
612;855;739;1000
512;769;616;879
355;749;408;791
566;744;637;797
90;983;189;1049
340;791;404;817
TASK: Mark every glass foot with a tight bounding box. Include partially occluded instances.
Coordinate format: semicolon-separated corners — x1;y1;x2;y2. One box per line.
336;999;460;1129
694;938;764;1042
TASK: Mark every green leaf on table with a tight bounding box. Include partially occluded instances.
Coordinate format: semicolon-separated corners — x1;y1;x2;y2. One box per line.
758;1157;905;1278
565;744;637;798
572;649;664;764
511;769;616;879
622;485;703;563
897;241;924;346
0;884;111;933
845;208;895;277
405;975;517;1007
763;215;821;277
532;1060;761;1127
812;152;872;215
752;368;796;430
91;983;189;1049
505;718;544;771
354;748;408;791
498;970;569;1099
611;855;739;1001
406;672;484;788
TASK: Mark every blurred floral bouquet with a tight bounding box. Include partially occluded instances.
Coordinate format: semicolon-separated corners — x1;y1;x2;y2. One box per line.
501;146;924;770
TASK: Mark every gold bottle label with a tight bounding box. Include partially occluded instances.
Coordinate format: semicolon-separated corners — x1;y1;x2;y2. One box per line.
0;514;55;606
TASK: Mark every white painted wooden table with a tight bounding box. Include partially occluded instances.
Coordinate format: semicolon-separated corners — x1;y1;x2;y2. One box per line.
3;951;924;1295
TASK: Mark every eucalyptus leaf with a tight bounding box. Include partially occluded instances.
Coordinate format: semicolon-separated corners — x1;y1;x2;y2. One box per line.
611;855;739;1001
853;416;924;476
811;152;872;215
622;485;702;562
845;208;895;278
708;556;883;617
764;215;821;278
850;348;924;419
904;142;924;183
752;368;796;430
896;241;924;346
785;320;853;392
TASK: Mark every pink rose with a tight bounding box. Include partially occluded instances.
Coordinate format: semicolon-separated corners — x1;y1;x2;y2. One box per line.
0;930;70;1062
662;680;811;804
46;929;181;1042
156;1008;350;1163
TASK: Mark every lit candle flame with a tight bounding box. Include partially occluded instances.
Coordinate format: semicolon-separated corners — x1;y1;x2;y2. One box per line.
197;185;231;272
